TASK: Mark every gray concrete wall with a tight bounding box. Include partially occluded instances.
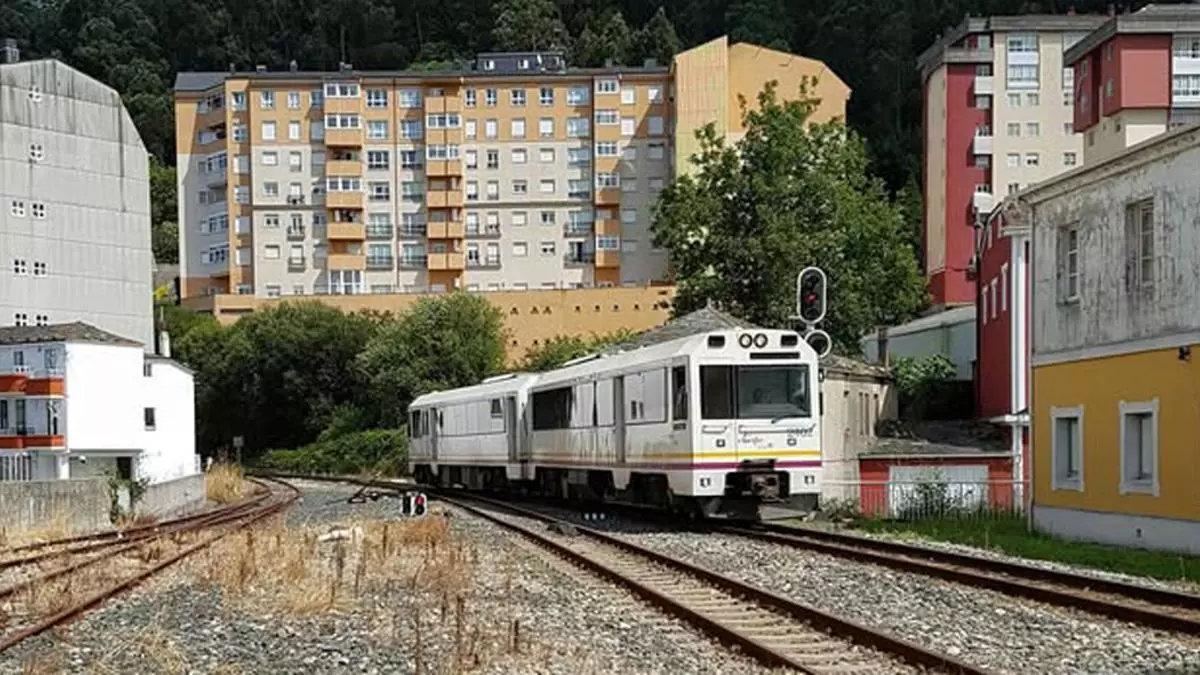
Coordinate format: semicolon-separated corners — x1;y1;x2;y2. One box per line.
0;478;110;535
820;374;898;505
136;473;205;518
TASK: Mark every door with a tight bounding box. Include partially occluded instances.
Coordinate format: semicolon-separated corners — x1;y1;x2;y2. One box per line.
505;395;520;462
614;375;626;464
429;408;440;462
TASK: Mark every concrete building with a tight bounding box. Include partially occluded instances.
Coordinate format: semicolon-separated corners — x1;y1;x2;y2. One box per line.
173;41;846;304
918;14;1104;308
0;322;197;486
860;305;977;381
1065;4;1200;165
818;355;896;505
1022;124;1200;554
0;45;154;346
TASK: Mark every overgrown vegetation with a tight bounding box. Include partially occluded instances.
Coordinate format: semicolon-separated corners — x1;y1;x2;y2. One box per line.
204;462;248;504
168;295;504;465
517;330;635;372
855;515;1200;586
891;354;969;419
259;429;408;477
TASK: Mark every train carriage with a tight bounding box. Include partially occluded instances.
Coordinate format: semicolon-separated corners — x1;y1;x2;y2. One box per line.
408;329;822;518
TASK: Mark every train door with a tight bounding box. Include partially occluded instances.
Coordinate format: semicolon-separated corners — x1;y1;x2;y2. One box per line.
505;395;519;462
614;375;626;464
429;408;440;462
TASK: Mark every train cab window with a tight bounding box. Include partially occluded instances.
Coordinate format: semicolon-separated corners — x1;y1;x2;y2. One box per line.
671;366;688;421
700;366;734;419
737;365;811;419
490;398;503;418
409;410;421;436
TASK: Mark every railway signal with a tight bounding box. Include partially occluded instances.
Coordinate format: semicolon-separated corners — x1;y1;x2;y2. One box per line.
401;491;428;517
796;267;827;326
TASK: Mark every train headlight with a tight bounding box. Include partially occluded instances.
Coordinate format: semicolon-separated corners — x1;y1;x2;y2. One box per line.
738;334;753;348
753;333;768;348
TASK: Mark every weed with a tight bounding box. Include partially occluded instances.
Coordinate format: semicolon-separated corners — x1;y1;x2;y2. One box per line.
205;463;247;504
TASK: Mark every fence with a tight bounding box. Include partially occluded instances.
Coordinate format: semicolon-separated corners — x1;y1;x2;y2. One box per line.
823;479;1029;520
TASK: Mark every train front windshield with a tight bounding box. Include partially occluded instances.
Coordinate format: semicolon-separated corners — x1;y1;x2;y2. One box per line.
700;365;811;419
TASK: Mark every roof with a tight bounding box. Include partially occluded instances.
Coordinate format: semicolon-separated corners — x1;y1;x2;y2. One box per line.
917;14;1106;79
1064;4;1200;65
0;322;142;347
610;306;749;351
863;305;976;341
822;353;890;379
174;62;669;93
145;354;195;376
411;372;539;408
864;419;1009;456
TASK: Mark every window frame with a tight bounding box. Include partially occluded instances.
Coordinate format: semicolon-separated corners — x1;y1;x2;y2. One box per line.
1050;405;1084;492
1119;399;1159;495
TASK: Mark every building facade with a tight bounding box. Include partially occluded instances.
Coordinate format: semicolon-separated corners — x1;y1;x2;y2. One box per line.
918;15;1103;307
174;41;847;303
1066;4;1200;165
0;323;197;486
1025;125;1200;554
1;49;154;346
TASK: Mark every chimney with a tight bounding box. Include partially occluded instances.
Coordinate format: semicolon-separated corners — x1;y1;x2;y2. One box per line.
158;330;172;359
289;59;298;72
2;38;19;64
254;64;267;73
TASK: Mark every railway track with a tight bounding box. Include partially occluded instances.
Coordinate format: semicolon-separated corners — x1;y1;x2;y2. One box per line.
0;477;298;654
439;492;985;675
720;522;1200;636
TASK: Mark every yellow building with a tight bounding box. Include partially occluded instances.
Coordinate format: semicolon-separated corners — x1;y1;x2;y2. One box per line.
1021;125;1200;554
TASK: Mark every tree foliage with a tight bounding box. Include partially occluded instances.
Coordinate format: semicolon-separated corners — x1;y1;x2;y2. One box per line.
652;83;926;352
517;329;635;372
492;0;570;51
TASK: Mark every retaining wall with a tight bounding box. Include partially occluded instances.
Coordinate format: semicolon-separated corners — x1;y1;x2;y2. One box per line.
136;473;205;518
0;478;110;535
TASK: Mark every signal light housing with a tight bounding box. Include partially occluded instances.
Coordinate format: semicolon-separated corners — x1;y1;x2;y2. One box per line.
797;267;827;325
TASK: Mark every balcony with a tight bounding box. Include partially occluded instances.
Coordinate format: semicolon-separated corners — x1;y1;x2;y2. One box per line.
0;372;27;393
366;255;395;270
595;250;620;268
325;128;364;147
424;95;462;113
427;189;464;209
564;223;594;237
594;218;621;236
366;223;394;239
286;225;306;241
427;221;465;239
972;191;995;213
25;376;65;396
427;252;465;270
326;191;364;209
466;256;501;269
594;187;621;205
974;75;994;96
326;158;362;176
326;252;366;270
288;256;306;270
466;226;501;239
972;133;993;155
327;222;365;240
398;255;428;269
398;225;427;238
564;251;595;266
0;433;66;450
286;194;308;207
324;96;362;115
426;159;463;177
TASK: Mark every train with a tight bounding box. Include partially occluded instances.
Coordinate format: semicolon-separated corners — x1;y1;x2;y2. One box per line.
408;328;821;518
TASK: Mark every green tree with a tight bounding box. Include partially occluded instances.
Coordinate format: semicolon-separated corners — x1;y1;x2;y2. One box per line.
631;6;682;67
149;158;178;263
572;10;633;67
492;0;570;51
518;329;635;371
359;293;506;428
652;82;926;352
726;0;792;51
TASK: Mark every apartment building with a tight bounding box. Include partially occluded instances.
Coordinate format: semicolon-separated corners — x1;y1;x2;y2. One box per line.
918;14;1104;307
174;40;847;304
0;43;154;346
1066;4;1200;165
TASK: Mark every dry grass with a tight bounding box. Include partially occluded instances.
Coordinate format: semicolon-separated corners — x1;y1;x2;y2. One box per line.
0;508;73;550
205;463;248;504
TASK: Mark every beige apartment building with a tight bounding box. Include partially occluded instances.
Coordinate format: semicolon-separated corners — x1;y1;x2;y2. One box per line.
174;39;847;310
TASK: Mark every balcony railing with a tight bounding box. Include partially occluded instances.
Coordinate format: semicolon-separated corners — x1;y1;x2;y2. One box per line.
286;225;306;240
366;224;394;239
564;223;594;237
288;256;306;270
366;255;394;269
466;256;501;269
398;225;427;238
565;251;596;265
398;255;428;269
466;226;502;239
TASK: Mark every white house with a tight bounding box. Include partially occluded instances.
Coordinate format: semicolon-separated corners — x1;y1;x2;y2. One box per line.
860;305;977;381
0;322;197;484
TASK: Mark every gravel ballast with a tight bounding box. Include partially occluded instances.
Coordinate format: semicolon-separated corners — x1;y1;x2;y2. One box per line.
0;482;775;674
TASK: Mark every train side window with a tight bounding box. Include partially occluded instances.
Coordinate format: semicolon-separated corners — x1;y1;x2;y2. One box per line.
700;366;734;419
595;379;615;425
409;410;421;437
490;398;502;419
533;387;572;430
671;366;688;422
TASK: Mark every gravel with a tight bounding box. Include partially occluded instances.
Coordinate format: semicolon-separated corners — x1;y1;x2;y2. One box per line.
537;507;1200;675
0;481;775;674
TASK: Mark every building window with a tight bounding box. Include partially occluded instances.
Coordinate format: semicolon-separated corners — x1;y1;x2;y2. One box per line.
539;87;554;105
29;143;44;161
1006;153;1020;168
367;150;389;170
539;148;555;163
325;83;360;98
400;119;422;139
1173;35;1200;58
1172;74;1200;101
512;242;528;257
621;117;636;136
1007;92;1021;107
366;89;388;107
1024;153;1039;167
974;95;991;109
1025;92;1039;106
367;120;388;140
595;79;618;94
567;118;589;137
1119;400;1158;494
510;180;525;196
512;148;527;164
511;118;526;138
144;407;156;430
464;89;476;107
261;151;278;166
1063;152;1077;167
1126;198;1154;290
484;119;498;139
1051;406;1083;491
540;241;556;256
486;149;500;169
567;85;589;105
260;91;275;109
231;92;246;110
1058;224;1080;302
484;88;497;107
287;91;301;109
1063;121;1074;135
1007;33;1037;52
538;118;554;138
1025;122;1040;137
596;142;618;157
261;121;276;140
648;116;664;135
510;88;526;106
1006;122;1020;137
1006;64;1039;89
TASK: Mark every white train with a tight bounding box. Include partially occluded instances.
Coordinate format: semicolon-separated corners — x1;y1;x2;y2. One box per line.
408;329;821;517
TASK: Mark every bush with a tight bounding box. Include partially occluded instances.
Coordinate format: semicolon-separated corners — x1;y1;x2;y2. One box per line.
258;429;408;477
892;354;970;420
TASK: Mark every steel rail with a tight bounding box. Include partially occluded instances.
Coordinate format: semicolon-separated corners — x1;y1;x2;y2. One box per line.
438;492;987;675
0;477;299;654
721;523;1200;636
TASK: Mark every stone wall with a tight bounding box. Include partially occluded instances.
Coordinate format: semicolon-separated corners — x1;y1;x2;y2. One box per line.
0;478;110;535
